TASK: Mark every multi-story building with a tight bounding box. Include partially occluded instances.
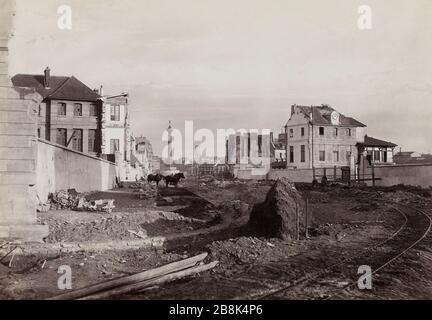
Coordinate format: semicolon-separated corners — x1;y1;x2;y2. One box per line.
284;104;396;170
225;132;274;177
100;92;129;161
12;67;102;156
134;136;153;175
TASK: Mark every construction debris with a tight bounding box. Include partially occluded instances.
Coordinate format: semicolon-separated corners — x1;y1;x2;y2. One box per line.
41;190;115;213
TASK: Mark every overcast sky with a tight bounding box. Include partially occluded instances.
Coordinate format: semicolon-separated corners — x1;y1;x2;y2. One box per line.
9;0;432;155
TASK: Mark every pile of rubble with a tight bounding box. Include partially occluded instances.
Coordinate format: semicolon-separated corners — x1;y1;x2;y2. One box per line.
128;181;158;199
38;189;115;213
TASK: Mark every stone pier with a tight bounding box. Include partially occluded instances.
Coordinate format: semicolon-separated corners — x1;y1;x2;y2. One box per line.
0;0;48;241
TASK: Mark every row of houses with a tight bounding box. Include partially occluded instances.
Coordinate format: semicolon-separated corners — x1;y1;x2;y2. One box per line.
226;104;399;178
12;67;157;181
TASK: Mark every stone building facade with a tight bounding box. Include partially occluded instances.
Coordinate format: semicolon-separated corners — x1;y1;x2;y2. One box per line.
0;0;48;241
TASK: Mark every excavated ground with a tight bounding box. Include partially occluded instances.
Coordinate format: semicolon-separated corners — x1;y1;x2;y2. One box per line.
0;179;430;300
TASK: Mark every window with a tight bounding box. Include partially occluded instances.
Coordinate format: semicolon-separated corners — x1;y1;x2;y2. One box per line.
56;128;67;146
333;150;339;162
89;103;98;117
289;128;294;138
110;139;120;154
38;104;42;116
374;150;380;162
301;127;305;137
289;146;294;163
72;129;83;152
74;103;82;116
57;103;66;116
335;128;338;136
110;105;120;121
37;128;41;138
347;128;351;136
300;145;305;162
319;150;325;161
346;151;352;162
88;129;97;152
319;127;324;136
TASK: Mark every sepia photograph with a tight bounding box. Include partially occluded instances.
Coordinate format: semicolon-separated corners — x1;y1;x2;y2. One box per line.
1;0;432;313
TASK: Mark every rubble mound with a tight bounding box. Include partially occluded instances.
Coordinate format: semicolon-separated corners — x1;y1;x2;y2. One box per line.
43;189;115;213
207;237;295;276
248;178;304;240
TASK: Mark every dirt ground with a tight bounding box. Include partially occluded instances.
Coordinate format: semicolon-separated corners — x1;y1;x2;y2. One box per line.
0;178;430;300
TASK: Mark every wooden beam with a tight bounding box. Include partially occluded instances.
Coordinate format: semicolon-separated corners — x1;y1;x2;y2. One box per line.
82;261;219;300
48;252;208;300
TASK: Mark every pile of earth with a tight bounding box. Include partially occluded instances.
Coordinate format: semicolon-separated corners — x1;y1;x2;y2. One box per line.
249;178;305;240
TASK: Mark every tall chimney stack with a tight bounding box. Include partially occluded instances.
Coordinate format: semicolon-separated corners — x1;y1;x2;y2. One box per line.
44;66;50;88
99;85;104;96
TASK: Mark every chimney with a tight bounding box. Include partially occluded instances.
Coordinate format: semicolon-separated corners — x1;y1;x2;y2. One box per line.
291;104;296;115
99;85;104;96
44;67;51;88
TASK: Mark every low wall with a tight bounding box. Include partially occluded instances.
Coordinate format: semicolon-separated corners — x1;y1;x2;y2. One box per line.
267;168;314;182
236;169;267;180
36;139;117;202
373;164;432;188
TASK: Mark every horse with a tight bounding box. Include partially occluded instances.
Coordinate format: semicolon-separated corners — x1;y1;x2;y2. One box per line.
163;172;185;188
147;173;163;187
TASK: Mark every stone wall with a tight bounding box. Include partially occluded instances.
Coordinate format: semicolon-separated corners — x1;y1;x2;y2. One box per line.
267;168;314;182
372;164;432;188
36;139;118;202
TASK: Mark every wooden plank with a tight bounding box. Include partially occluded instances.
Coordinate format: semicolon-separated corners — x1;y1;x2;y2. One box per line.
48;252;208;300
82;261;219;300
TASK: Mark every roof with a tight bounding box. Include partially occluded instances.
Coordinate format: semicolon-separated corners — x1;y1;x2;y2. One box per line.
358;135;397;148
289;105;366;127
12;74;101;102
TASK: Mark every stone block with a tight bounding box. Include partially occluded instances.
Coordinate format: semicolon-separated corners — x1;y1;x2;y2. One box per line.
0;135;33;147
0;110;31;122
0;146;36;160
0;159;35;172
0;171;36;185
0;122;37;135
